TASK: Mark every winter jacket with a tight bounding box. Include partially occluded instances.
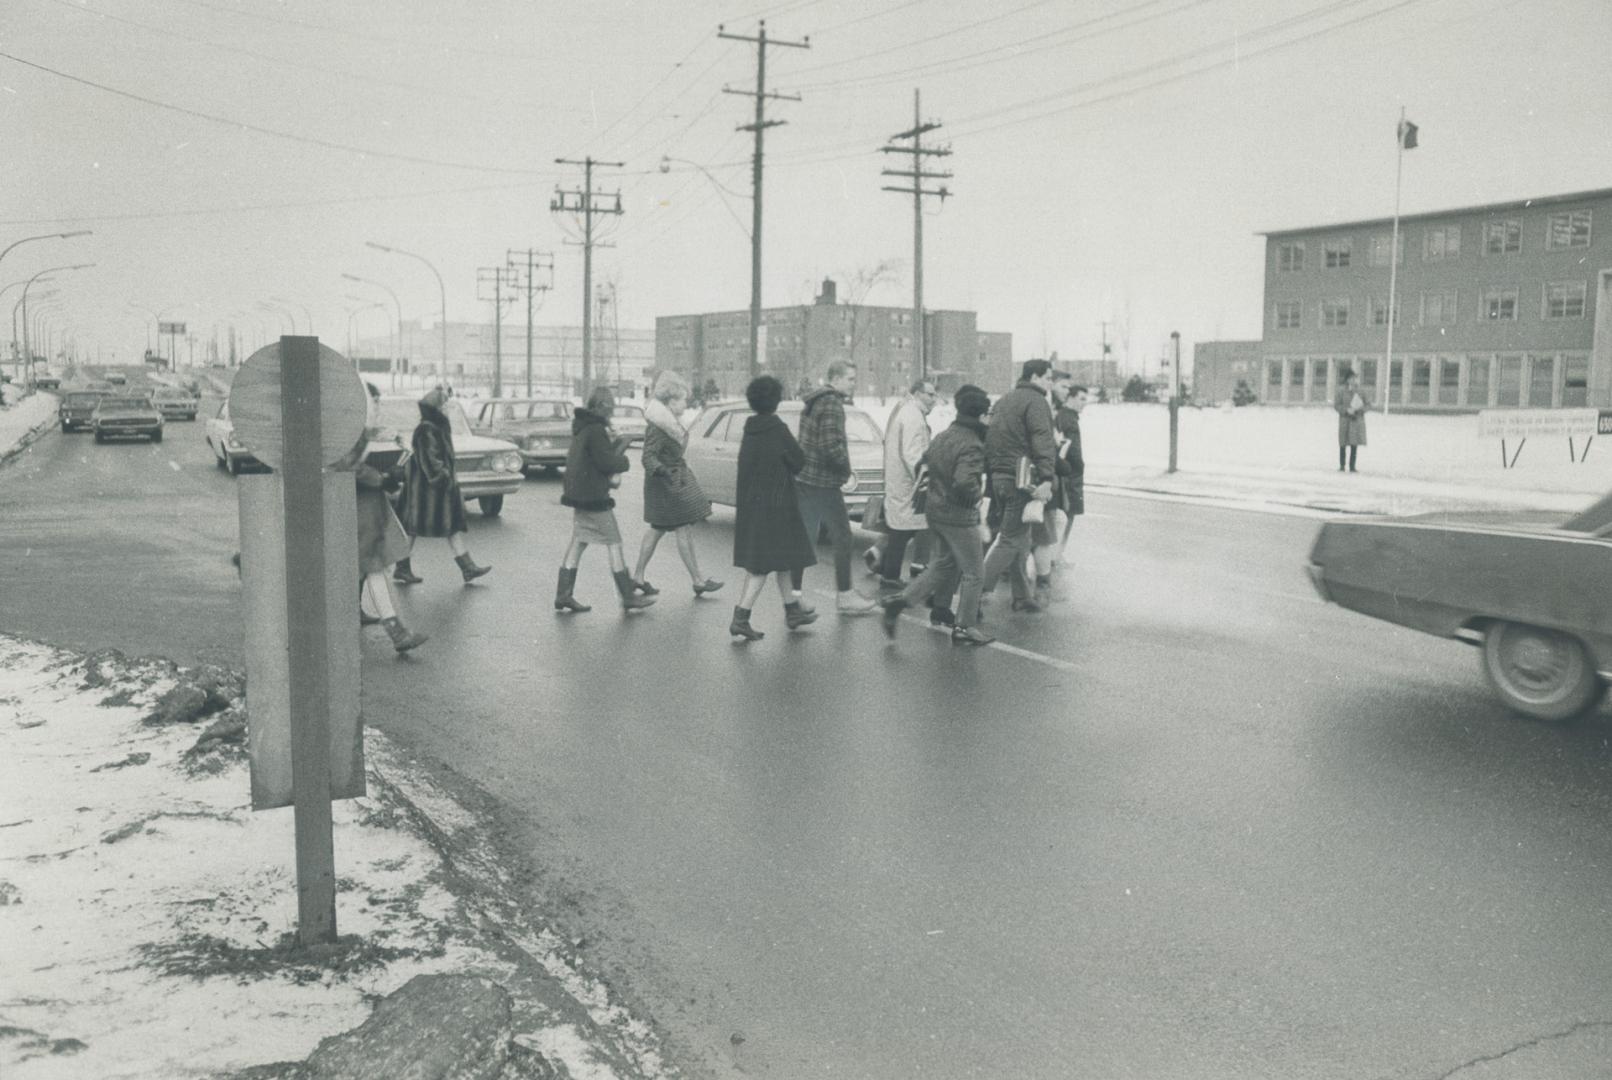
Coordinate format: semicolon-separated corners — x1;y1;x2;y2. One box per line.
641;399;711;529
1055;405;1085;517
881;396;931;531
1335;386;1368;447
733;412;816;573
796;385;852;489
922;417;988;528
562;407;630;511
399;404;467;538
984;381;1058;484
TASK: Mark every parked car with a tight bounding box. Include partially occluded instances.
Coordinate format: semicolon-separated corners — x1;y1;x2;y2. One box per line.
612;403;648;446
468;397;574;475
91;395;163;443
151;386;199;421
104;371;128;386
376;396;524;516
1308;494;1612;721
33;372;62;391
59;389;110;432
205;400;261;474
683;398;886;518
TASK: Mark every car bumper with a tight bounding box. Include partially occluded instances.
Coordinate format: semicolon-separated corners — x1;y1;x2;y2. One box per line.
458;471;523;498
96;423;162;438
518;449;568;468
157;407;197;419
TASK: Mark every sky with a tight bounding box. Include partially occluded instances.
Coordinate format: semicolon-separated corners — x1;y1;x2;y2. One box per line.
5;0;1612;374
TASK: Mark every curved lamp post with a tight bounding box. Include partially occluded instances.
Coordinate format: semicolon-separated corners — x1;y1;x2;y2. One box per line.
366;241;447;378
345;301;387;362
0;230;90;271
342;272;403;387
271;295;314;335
659;155;751;238
23;264;92;385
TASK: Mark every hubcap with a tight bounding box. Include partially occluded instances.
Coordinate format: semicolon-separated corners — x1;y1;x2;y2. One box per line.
1499;626;1580;701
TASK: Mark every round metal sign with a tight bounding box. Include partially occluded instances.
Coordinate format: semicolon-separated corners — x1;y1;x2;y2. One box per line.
228;342;367;471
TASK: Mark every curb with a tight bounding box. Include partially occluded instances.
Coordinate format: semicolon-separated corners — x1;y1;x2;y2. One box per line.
0;401;56;471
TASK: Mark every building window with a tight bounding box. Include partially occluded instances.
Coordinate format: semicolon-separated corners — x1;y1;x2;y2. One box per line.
1313;358;1329;389
1368;234;1403;266
1496;355;1523;406
1410;358;1433;404
1267;359;1283;392
1359;357;1378;389
1274;301;1301;329
1324;239;1352;268
1438;357;1460;405
1276;242;1304;273
1423;226;1460;261
1546;209;1592;250
1320;299;1350;328
1420;289;1457;326
1529;353;1556;406
1484;219;1521;255
1544;281;1587;319
1370;297;1401;326
1481;287;1519;321
1288;360;1305;389
1467;355;1490;405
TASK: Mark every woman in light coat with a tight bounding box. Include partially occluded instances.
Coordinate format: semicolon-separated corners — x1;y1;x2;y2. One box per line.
1335;372;1368;472
877;379;937;583
630;372;722;598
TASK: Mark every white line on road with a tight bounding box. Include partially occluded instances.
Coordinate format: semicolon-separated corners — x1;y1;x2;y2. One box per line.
812;587;1082;674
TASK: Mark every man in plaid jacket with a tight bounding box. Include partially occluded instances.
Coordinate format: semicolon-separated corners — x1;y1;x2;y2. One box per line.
792;360;877;614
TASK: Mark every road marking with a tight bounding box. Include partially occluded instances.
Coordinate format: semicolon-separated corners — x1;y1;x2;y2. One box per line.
1091;484;1344;521
811;587;1082;674
168;461;181;472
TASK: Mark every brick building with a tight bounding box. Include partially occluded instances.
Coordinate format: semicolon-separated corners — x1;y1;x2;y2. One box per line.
1259;186;1612;409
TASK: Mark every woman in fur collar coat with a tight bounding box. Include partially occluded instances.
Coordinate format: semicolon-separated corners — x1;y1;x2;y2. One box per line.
630;372;722;597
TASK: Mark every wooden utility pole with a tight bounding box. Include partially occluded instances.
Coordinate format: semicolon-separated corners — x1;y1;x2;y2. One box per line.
552;158;623;397
719;20;809;380
507;248;554;396
477;266;519;398
881;89;951;383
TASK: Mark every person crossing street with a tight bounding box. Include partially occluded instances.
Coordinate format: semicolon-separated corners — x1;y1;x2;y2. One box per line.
792;361;877;615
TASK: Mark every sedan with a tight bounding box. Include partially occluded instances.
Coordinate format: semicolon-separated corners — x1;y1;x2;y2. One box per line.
91;395;163;443
152;387;199;421
59;389;109;432
376;396;525;516
1308;494;1612;721
205;400;261;474
612;403;648;446
469;397;573;474
683;399;886;518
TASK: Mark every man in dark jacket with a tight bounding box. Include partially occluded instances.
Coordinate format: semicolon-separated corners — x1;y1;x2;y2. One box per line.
793;361;877;614
979;359;1058;612
881;385;995;645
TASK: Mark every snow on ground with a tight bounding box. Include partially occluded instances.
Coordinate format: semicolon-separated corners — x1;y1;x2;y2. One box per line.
0;390;57;458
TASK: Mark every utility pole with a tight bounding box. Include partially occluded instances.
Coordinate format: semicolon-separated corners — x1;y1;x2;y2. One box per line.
880;88;951;383
1098;320;1111;390
477;266;519;398
507;248;555;396
552;158;623;398
719;19;809;380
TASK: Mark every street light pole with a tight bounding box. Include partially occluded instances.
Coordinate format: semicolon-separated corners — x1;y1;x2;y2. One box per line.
0;230;91;272
23;264;92;386
343;273;404;389
366;242;448;381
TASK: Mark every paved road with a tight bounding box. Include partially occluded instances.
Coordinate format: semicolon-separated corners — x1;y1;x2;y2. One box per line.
4;395;1612;1079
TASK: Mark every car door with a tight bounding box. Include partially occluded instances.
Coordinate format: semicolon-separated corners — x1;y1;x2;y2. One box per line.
685;409;738;505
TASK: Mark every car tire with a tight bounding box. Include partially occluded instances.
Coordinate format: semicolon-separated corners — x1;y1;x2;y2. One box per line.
94;430;105;444
60;421;69;433
544;465;561;478
478;495;504;517
227;454;241;476
1481;620;1604;722
152;430;163;443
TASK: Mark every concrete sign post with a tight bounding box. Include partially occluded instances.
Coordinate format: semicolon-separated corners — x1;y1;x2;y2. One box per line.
231;336;368;946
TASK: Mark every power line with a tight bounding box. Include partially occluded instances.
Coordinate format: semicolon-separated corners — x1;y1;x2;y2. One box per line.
571;35;718;158
784;0;1064;79
0;51;553;175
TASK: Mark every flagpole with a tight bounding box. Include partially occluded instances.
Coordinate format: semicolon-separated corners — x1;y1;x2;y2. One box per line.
1383;106;1405;416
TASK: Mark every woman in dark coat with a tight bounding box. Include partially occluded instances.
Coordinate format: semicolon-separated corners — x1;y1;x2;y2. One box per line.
555;386;655;614
342;383;426;651
630;371;722;598
1334;372;1368;472
395;386;490;584
729;375;817;641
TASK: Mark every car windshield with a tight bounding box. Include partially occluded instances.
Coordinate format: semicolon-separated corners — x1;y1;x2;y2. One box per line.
488;401;569;421
153;389;185;400
101;397;150;409
377;398;472;439
65;393;102;405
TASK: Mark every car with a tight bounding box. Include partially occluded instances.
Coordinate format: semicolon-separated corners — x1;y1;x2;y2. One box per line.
375;396;525;516
59;389;110;432
611;403;648;446
104;371;128;386
33;373;62;391
205;400;262;474
151;386;199;421
1307;493;1612;721
91;395;163;443
683;398;886;518
468;397;575;475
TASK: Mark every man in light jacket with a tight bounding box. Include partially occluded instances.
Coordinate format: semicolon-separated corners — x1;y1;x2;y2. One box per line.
876;378;937;587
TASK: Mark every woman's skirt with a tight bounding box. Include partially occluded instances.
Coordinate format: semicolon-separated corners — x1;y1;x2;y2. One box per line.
573;508;623;545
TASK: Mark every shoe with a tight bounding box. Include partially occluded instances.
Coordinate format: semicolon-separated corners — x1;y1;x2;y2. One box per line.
785;601;817;630
613;569;657;612
393;558;423;585
928;606;956;628
881;597;908;639
553;567;591;613
454;552;491;583
951;625;995;646
837;591;878;615
792;594;816;616
1011;598;1042;613
632;578;660;596
381;616;428;653
693;578;725;597
729;605;764;641
862;547;880;575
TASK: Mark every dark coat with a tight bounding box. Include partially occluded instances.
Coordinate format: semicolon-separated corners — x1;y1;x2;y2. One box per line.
1335;386;1368;447
641;411;712;529
1055;405;1085;516
356;458;411;575
985;381;1058;483
561;408;630;511
923;417;988;528
733;412;817;574
399;404;466;538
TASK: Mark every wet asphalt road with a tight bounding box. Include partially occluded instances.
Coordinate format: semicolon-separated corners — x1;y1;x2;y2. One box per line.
5;386;1612;1078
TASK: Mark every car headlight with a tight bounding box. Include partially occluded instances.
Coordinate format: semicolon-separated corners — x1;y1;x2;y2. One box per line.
525;436;551;450
496;451;523;472
840;473;860;494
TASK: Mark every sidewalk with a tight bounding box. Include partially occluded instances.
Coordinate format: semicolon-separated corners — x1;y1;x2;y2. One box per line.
0;389;58;469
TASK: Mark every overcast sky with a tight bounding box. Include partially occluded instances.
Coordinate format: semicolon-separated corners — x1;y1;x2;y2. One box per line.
6;0;1611;372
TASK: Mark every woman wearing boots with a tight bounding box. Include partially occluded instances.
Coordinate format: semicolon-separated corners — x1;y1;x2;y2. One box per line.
396;386;491;584
729;375;817;641
630;372;722;598
555;386;655;614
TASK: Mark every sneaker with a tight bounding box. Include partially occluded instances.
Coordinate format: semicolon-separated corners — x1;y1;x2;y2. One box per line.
951;625;995;646
837;591;878;615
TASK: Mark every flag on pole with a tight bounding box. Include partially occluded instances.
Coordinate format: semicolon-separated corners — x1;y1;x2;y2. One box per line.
1398;119;1419;149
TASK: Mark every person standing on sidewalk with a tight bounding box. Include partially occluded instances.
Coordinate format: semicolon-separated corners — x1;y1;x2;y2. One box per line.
630;372;723;599
793;361;877;614
1335;372;1368;472
876;378;937;590
978;359;1058;613
882;385;995;645
395;386;492;586
555;386;655;614
729;375;818;641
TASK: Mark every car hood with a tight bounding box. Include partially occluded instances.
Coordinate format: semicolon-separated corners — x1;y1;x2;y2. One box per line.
453;432;520;455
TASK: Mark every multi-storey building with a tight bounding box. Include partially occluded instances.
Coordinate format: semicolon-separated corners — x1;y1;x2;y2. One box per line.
1191;340;1262;404
352;320;655;397
1259;186;1612;409
655;279;1014;399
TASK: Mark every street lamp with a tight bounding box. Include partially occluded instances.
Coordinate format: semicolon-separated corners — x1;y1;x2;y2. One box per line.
658;155;751;238
342;272;404;388
344;294;394;374
270;295;314;335
256;300;295;334
344;301;386;362
0;230;91;272
23;264;92;386
366;241;448;379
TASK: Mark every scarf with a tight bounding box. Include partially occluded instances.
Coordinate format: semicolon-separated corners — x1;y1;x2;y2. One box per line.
645;398;688;446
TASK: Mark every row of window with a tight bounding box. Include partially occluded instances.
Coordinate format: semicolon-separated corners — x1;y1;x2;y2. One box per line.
1275;209;1594;272
1264;352;1591;408
1273;280;1589;329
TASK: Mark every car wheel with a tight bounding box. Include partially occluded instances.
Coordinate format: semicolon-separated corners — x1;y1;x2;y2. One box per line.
478;495;504;517
152;430;163;443
94;430;105;444
1481;621;1604;722
227;455;241;476
544;465;561;478
60;421;69;433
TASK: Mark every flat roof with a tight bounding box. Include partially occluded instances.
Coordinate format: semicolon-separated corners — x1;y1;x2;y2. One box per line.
1257;186;1612;238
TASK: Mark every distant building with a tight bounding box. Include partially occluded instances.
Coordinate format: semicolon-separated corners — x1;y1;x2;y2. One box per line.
1191;340;1261;404
1259;186;1612;409
655;279;1014;399
352;319;654;397
1050;357;1122;395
